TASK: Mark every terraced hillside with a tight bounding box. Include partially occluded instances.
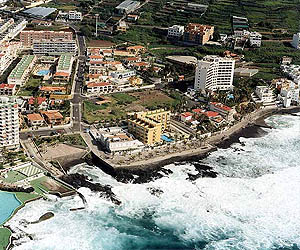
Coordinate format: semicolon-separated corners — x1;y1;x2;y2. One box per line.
201;0;300;33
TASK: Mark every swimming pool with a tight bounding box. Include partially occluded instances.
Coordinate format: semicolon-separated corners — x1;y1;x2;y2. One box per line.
0;192;21;225
161;135;174;142
37;69;50;76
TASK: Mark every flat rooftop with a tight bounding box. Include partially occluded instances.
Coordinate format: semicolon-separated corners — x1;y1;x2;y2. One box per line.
23;7;57;18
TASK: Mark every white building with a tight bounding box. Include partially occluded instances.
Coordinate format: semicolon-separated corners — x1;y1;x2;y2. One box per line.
68;11;82;21
274;79;299;107
167;25;184;38
281;64;300;84
57;11;82;21
194;55;235;91
110;70;136;79
86;82;116;94
0;42;20;75
90;127;144;153
292;33;300;49
33;39;77;55
249;32;262;47
8;55;36;86
0;96;19;149
253;86;275;106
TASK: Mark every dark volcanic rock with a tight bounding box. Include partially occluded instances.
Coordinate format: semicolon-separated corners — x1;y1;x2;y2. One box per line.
186;163;217;181
114;167;172;184
60;174;121;205
147;187;164;197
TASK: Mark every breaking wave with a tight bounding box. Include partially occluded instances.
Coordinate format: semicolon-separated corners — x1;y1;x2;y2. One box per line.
7;114;300;250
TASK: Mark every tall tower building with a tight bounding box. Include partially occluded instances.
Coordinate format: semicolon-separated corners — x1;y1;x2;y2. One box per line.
194;55;235;91
0;96;19;149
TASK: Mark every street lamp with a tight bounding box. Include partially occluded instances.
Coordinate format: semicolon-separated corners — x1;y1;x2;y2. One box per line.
95;14;99;37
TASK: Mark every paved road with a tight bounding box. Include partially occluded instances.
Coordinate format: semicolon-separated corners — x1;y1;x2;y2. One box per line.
20;28;87;138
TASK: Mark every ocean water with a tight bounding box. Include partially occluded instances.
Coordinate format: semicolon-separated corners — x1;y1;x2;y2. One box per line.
7;114;300;250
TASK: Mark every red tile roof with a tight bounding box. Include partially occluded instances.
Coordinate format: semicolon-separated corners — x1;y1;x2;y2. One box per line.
181;112;193;118
28;97;46;105
87;82;111;88
192;108;204;114
204;111;219;118
27;113;44;121
210;102;232;111
0;83;15;89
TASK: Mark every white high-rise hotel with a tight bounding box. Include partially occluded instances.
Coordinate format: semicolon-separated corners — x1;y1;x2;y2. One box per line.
0;96;19;149
194;55;235;91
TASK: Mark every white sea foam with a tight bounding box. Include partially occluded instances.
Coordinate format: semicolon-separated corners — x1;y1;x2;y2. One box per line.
7;114;300;250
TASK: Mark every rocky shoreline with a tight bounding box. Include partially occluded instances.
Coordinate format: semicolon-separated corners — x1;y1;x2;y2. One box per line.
86;106;300;184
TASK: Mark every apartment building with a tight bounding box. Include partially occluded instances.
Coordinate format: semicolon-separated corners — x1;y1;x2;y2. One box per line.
0;96;19;149
0;18;27;43
128;117;162;145
253;86;275;106
183;23;214;45
8;55;37;86
135;109;170;131
53;54;74;83
20;30;73;47
249;32;262;47
167;25;184;38
274;78;299;107
86;82;116;94
127;109;170;145
33;39;77;55
194;55;235;91
209;102;234;120
292;33;300;50
0;84;16;96
0;42;20;75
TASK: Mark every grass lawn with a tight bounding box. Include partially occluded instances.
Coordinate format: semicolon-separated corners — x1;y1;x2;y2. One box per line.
0;227;11;250
17;77;42;97
34;134;87;147
83;100;126;123
30;176;51;195
83;90;181;123
2;171;27;183
15;192;40;204
111;93;137;105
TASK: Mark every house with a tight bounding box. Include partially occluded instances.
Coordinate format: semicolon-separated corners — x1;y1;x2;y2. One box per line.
127;14;139;22
124;57;141;65
180;112;193;122
27;113;44;127
27;97;47;112
126;45;146;55
41;110;64;125
133;61;149;70
0;83;16;96
117;21;127;32
281;56;292;65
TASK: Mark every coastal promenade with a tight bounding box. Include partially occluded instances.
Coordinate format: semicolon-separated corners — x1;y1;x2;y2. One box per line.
79;105;300;171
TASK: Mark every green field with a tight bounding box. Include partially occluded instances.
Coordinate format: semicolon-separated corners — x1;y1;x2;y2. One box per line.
0;227;11;250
